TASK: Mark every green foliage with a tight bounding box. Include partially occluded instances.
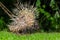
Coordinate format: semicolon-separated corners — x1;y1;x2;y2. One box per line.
0;17;7;31
36;0;41;7
36;0;60;32
50;0;59;11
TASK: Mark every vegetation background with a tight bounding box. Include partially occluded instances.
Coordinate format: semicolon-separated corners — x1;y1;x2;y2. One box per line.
0;0;60;32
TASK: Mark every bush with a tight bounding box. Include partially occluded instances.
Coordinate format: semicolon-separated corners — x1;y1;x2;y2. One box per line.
36;0;60;32
0;17;7;31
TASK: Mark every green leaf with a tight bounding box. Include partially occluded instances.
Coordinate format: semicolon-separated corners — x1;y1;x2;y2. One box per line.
50;0;55;8
36;0;41;7
54;11;60;18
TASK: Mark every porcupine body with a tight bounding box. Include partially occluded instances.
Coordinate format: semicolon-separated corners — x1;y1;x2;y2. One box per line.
8;3;39;33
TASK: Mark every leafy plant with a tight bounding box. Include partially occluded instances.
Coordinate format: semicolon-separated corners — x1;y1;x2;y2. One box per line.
36;0;60;32
0;17;5;30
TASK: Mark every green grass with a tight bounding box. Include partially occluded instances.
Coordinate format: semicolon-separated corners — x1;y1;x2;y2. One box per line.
0;31;60;40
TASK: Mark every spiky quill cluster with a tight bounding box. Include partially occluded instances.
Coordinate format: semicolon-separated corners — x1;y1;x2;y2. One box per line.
8;3;38;33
